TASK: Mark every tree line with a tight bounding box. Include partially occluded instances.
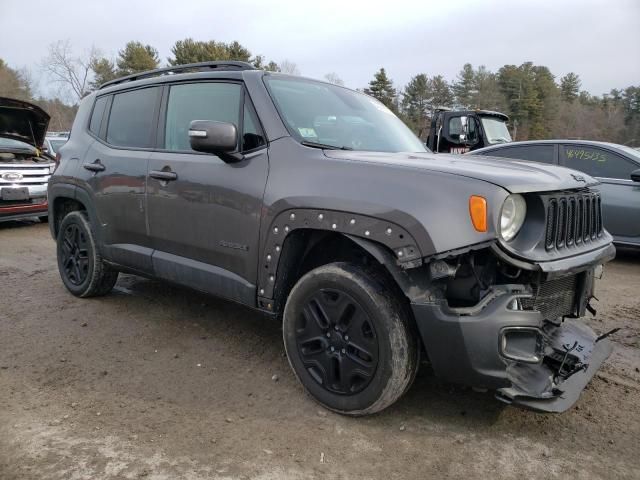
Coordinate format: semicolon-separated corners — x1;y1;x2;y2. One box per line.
0;38;638;146
365;64;639;145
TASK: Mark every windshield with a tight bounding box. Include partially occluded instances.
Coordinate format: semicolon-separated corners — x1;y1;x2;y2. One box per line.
0;137;35;151
481;117;512;144
265;76;427;153
615;144;640;163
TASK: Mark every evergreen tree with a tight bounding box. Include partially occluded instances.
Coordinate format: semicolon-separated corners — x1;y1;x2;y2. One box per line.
364;68;397;110
531;65;559;138
0;58;33;101
117;41;160;75
89;57;117;89
453;63;476;108
430;75;453;110
560;72;581;102
253;55;280;72
401;74;431;136
472;66;507;111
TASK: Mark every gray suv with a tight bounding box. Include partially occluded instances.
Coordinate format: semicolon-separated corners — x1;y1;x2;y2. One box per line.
49;61;616;415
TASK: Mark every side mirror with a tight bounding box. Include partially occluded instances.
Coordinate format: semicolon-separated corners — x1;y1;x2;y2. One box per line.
188;120;243;163
631;169;640;182
459;116;468;144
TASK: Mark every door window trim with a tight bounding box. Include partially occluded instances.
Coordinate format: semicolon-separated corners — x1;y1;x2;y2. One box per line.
154;80;267;155
96;85;163;152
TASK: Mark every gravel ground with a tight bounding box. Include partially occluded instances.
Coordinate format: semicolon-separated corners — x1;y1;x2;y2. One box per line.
1;220;639;480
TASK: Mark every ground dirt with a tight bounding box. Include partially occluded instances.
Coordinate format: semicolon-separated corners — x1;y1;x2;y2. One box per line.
1;220;639;480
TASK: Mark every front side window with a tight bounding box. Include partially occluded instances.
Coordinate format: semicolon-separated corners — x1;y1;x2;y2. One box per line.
487;145;555;164
106;87;159;148
561;145;636;179
164;82;241;152
480;117;512;144
265;76;426;153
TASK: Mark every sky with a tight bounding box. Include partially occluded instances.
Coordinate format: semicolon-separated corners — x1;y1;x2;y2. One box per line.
1;0;638;100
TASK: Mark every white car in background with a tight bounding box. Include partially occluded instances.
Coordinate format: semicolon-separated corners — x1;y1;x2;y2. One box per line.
43;132;69;157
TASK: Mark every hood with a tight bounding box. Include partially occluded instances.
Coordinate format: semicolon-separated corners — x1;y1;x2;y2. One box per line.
323;151;598;193
0;97;50;148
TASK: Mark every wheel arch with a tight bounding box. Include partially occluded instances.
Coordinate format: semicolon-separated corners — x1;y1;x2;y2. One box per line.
49;183;99;242
264;220;424;316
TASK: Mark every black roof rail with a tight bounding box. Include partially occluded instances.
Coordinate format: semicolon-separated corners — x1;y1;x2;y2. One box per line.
99;61;256;89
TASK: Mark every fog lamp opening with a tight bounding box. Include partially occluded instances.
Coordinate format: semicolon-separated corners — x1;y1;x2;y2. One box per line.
499;327;543;364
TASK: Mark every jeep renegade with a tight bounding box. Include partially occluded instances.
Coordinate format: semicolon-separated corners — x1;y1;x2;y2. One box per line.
49;61;616;415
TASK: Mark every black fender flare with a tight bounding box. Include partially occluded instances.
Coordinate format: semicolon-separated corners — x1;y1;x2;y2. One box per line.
257;208;423;308
48;183;102;246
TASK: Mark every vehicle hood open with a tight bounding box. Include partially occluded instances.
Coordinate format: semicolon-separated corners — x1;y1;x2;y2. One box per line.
0;97;50;149
323;150;598;193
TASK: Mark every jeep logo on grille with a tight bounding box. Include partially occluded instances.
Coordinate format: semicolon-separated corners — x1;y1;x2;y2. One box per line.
1;172;23;182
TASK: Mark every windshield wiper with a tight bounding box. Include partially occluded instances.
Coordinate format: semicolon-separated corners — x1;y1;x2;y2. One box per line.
301;141;352;150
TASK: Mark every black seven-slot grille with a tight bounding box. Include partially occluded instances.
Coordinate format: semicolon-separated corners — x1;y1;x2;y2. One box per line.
521;274;578;320
544;191;602;250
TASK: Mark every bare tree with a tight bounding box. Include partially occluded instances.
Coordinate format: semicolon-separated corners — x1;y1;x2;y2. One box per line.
279;59;300;76
324;72;344;86
41;40;98;101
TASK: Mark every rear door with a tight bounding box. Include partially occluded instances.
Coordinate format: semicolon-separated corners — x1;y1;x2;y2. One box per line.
560;144;640;244
80;87;161;273
146;81;268;304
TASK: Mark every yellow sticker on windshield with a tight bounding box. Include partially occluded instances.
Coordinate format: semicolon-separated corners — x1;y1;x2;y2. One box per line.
298;128;317;138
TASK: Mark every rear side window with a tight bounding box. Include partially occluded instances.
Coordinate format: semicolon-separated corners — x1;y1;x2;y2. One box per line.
89;96;108;135
164;82;241;151
485;145;555;164
560;145;636;179
106;87;159;148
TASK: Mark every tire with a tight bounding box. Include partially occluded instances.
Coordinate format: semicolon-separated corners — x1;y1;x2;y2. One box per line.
56;210;118;297
38;215;48;223
283;262;419;415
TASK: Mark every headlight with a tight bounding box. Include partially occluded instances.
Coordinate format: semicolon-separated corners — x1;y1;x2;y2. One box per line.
500;194;526;241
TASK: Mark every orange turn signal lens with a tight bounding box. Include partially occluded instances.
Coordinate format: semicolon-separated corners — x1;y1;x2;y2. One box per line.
469;196;488;232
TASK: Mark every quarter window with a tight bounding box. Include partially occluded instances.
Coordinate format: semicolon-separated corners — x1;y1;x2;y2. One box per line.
561;145;636;179
106;87;159;148
164;83;242;151
89;96;108;136
486;145;555;164
242;102;265;151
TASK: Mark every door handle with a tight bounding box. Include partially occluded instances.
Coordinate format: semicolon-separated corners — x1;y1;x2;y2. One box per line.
83;159;105;172
149;170;178;181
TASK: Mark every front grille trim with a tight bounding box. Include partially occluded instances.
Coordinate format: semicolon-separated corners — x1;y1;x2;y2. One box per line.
543;191;602;252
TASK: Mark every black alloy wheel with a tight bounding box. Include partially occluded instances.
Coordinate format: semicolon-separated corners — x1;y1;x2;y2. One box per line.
60;223;90;286
296;289;379;395
283;262;419;415
56;211;118;297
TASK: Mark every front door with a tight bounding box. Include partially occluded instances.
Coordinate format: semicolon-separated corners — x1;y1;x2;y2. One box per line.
146;81;269;304
560;144;640;244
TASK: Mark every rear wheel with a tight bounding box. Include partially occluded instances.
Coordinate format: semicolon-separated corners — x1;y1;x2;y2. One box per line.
283;262;419;415
56;211;118;297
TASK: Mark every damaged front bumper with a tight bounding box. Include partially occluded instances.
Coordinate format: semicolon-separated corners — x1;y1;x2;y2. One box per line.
496;321;612;412
410;264;613;413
